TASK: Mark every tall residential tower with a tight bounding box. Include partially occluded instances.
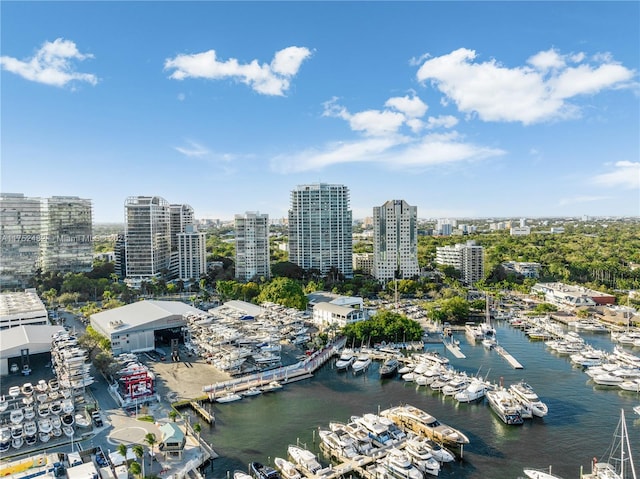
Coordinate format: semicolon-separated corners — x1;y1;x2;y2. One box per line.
288;183;353;278
235;211;270;282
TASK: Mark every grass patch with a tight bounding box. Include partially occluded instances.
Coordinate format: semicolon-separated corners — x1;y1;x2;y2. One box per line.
137;415;155;423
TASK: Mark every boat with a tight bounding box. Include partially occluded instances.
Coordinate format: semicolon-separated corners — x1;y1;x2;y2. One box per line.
318;428;359;459
61;413;74;426
23;405;35;420
250;461;281;479
584;408;636;479
274;457;302;479
49;401;63;415
36;392;49;403
352;413;395;447
0;395;7;412
260;381;283;393
509;381;549;417
241;387;262;397
12;435;24;449
380;404;470;447
21;382;34;396
10;408;24;424
11;424;23;439
35;379;49;393
51;427;62;437
403;439;441;476
23;420;37;436
216;391;243;403
75;414;91;428
379;357;400;378
381;447;423;479
38;402;50;417
48;379;59;391
455;377;491;403
634;405;640;416
523;467;566;479
351;352;372;375
234;471;253;479
38;417;53;433
62;425;74;437
22;395;34;406
287;445;322;474
9;386;21;398
39;431;51;443
61;398;74;413
335;348;355;370
486;388;525;425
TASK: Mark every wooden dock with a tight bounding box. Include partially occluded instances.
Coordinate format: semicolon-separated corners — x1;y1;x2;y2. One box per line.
494;345;524;369
443;339;466;359
190;401;215;424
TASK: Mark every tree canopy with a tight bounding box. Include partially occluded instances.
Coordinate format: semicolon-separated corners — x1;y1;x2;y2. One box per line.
256;277;308;310
341;310;423;345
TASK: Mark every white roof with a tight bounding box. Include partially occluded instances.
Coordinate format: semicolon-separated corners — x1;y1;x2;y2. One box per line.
211;300;265;317
314;302;354;315
0;325;65;358
90;300;203;335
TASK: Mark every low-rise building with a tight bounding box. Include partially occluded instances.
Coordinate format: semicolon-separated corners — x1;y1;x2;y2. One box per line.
531;282;616;307
502;261;541;279
308;292;366;330
0;289;48;330
159;422;186;458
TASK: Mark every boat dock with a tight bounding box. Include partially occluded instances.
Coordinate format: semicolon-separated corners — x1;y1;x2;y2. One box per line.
494;345;524;369
443;339;466;359
190;400;215;424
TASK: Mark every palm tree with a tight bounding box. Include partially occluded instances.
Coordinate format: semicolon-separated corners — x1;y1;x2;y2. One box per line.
168;410;178;422
144;432;157;460
117;442;128;461
132;444;145;478
129;461;141;478
193;423;202;450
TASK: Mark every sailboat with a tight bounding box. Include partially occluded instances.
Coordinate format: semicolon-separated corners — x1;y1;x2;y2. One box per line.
583;409;636;479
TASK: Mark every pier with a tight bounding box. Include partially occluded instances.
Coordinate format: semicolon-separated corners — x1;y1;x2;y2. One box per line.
189;401;215;424
443;339;466;359
494;345;524;369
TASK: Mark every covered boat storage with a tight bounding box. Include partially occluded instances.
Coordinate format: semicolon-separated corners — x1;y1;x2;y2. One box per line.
90;300;205;355
0;325;64;376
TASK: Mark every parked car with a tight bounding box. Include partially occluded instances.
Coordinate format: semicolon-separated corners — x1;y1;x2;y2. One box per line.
91;411;103;427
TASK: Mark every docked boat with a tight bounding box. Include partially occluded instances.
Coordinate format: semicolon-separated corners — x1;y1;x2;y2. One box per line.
287;445;322;474
234;471;253;479
274;457;301;479
0;395;7;412
11;424;23;439
260;381;283;393
49;401;63;415
379;357;400;378
22;395;34;406
38;402;50;417
318;428;359;459
39;431;51;443
335;349;355;370
523;467;565;479
10;408;24;424
35;379;49;393
61;398;74;414
24;406;35;420
21;382;34;396
61;413;74;426
51;427;62;438
48;379;59;392
9;386;21;398
380;404;470;447
12;435;24;449
509;381;549;417
381;448;423;479
38;417;53;433
455;377;491;403
216;391;243;403
0;427;11;453
351;352;372;375
249;462;280;479
25;433;37;446
62;425;74;437
241;387;262;397
36;392;49;403
352;413;395;447
403;439;441;476
486;388;525;425
23;420;37;436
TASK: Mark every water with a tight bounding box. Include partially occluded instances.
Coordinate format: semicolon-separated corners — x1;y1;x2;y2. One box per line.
199;323;640;479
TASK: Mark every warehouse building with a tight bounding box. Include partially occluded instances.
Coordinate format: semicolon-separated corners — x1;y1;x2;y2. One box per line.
90;300;204;355
0;325;64;376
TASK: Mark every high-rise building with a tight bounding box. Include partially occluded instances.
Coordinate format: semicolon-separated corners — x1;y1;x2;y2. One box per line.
373;200;419;282
170;204;195;251
124;196;171;284
435;240;484;285
40;196;93;274
177;225;207;281
0;194;42;288
288;183;353;278
235;211;270;282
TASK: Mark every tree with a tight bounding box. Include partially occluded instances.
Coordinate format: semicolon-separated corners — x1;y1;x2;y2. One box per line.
193;422;202;450
129;461;141;478
117;443;128;460
132;444;145;478
168;410;178;422
144;432;157;454
271;261;304;279
256;277;308;310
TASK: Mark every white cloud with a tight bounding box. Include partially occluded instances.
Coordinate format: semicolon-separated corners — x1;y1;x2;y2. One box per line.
164;46;311;96
384;94;428;118
426;115;458;129
416;47;635;124
174;140;210;158
591;161;640;189
558;195;611;206
0;38;98;87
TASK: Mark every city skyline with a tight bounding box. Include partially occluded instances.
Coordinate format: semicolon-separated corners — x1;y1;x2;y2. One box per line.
1;2;639;223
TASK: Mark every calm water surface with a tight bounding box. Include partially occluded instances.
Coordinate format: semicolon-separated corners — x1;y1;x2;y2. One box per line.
199;322;640;479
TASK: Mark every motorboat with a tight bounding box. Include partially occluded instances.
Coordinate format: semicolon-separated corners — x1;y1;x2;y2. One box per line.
50;415;61;429
12;435;24;449
381;447;423;479
62;425;74;437
455;377;491;403
22;395;34;406
51;427;62;438
48;379;59;392
61;398;74;414
234;471;253;479
379;357;400;378
38;402;50;417
419;437;456;463
216;391;243;403
442;374;471;397
335;348;355;370
0;395;7;412
274;457;302;479
0;427;11;453
351;353;372;375
23;420;37;436
11;424;23;439
328;421;374;455
61;413;75;426
403;439;441;476
241;387;262;397
39;431;51;443
36;392;49;403
10;408;24;424
249;461;280;479
380;404;470;446
509;381;549;417
260;381;283;393
49;401;63;415
486;388;525;425
318;428;359;459
287;445;322;474
75;414;91;428
592;372;624;386
634;404;640;416
523;467;565;479
352;413;394;447
24;406;35;420
35;379;49;393
25;433;37;446
38;417;53;433
9;386;21;398
21;382;34;396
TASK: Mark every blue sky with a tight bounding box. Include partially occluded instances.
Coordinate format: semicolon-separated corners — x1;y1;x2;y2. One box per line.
1;1;639;223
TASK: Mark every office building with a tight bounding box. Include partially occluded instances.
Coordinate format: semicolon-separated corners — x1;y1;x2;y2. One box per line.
177;225;207;281
170;204;195;250
235;211;270;282
373;200;419;282
353;253;374;276
288;183;353;278
40;196;93;273
124;196;171;285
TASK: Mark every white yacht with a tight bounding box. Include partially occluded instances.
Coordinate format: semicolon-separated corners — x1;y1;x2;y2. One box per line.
260;381;283;393
274;457;301;479
381;448;423;479
0;395;7;412
287;445;322;474
10;408;24;424
486;387;525;425
334;348;355;370
216;391;243;403
0;427;11;453
351;352;372;375
455;377;491;403
403;439;441;476
318;428;359;459
523;468;565;479
509;381;549;417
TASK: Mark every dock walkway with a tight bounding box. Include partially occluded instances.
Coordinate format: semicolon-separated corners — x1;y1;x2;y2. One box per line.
494;345;524;369
443;339;466;359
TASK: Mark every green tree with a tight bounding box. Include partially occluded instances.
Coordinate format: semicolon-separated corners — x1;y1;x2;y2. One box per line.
129;461;141;478
168;410;178;422
117;443;128;460
256;277;308;310
132;444;145;478
193;422;202;450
